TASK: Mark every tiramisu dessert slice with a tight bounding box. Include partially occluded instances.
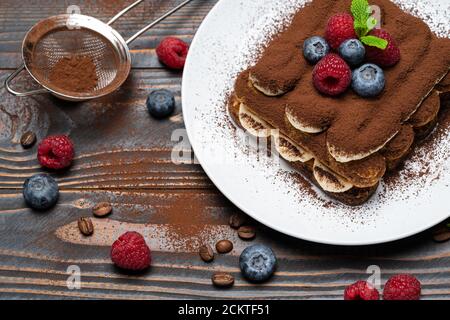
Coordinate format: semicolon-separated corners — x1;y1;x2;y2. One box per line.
228;0;450;205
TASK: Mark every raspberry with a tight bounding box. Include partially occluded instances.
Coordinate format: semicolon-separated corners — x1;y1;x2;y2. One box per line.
313;53;352;96
344;281;380;300
156;37;189;70
365;29;401;67
37;135;74;170
325;13;357;50
111;232;151;271
383;274;421;300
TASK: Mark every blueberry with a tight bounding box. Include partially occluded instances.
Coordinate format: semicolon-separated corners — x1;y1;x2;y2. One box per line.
303;36;330;64
239;244;277;282
146;89;175;119
352;63;385;97
339;39;366;67
23;174;59;211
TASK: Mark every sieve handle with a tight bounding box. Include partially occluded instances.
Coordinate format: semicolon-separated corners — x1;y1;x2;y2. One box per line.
106;0;195;45
126;0;195;45
5;65;48;97
107;0;144;26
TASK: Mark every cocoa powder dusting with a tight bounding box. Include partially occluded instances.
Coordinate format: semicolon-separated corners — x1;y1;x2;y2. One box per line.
151;193;224;252
236;0;450;162
49;54;98;93
384;99;450;186
382;125;414;155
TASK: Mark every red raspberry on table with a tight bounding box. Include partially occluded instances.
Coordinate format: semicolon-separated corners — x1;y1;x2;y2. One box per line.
313;53;352;96
37;135;74;170
383;274;421;300
325;13;357;50
365;29;401;67
344;281;380;300
156;37;189;70
111;231;151;271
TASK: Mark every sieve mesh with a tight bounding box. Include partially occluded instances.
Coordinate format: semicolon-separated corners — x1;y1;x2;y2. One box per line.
29;27;120;94
7;1;193;101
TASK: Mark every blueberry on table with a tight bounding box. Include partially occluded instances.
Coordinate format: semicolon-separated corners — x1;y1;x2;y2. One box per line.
146;89;176;119
239;244;277;282
352;63;385;97
23;174;59;211
339;39;365;67
303;36;330;64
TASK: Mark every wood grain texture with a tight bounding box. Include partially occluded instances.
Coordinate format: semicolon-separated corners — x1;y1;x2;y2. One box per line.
0;0;449;300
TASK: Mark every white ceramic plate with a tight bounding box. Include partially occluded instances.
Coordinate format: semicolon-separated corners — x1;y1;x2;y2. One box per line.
182;0;450;245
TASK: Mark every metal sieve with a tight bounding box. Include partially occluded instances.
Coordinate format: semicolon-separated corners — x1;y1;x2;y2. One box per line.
5;0;194;101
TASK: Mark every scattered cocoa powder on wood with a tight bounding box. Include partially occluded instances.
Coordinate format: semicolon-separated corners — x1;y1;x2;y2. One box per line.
151;192;225;252
49;54;98;93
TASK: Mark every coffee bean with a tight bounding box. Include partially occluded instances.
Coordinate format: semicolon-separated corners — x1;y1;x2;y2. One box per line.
238;226;256;240
92;202;112;217
216;240;233;254
211;272;234;288
78;217;94;236
199;244;214;262
432;225;450;243
20;131;36;149
229;213;246;229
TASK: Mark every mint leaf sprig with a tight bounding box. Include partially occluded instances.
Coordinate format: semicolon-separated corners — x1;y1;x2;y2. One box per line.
351;0;388;50
351;0;371;37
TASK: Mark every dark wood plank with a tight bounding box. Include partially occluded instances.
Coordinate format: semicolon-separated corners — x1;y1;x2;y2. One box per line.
1;188;450;299
0;69;207;190
1;187;450;299
0;0;449;300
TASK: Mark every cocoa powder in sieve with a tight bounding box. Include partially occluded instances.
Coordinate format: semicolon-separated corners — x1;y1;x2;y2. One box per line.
49;54;98;93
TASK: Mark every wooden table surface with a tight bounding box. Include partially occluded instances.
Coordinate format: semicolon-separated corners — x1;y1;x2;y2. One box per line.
0;0;449;300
